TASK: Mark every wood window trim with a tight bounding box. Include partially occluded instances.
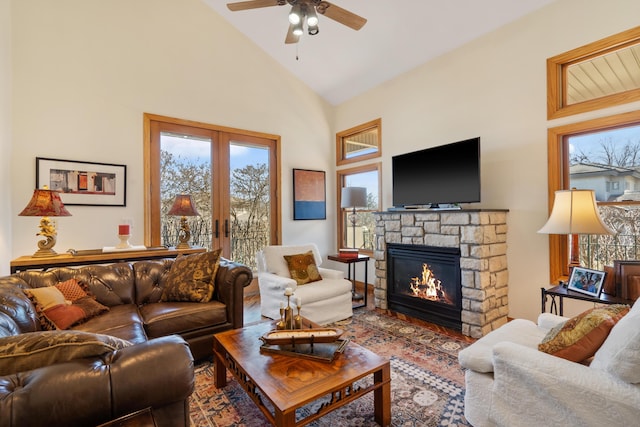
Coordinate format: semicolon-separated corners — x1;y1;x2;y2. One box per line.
547;26;640;120
336;162;382;254
143;113;282;248
546;110;640;282
336;118;382;166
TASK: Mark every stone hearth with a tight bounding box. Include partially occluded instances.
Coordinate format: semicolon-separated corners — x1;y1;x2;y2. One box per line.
374;210;508;338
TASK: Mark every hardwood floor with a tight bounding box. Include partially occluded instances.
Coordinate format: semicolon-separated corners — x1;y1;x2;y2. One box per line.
243;281;474;342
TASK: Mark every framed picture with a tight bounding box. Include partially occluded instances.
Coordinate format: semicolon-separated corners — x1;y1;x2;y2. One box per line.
293;168;326;220
36;157;127;206
567;267;606;297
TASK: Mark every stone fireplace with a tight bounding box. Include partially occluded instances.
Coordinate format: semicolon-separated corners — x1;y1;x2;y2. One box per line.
374;210;509;338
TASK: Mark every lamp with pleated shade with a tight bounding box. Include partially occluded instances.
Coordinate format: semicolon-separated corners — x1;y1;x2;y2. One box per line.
168;194;200;249
19;187;72;257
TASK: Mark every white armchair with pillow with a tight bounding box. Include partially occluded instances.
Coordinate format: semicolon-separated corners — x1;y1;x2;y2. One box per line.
256;244;353;325
458;300;640;426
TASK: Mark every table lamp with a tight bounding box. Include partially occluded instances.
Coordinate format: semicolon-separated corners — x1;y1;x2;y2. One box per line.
341;187;367;250
19;187;72;257
168;194;200;249
538;188;613;272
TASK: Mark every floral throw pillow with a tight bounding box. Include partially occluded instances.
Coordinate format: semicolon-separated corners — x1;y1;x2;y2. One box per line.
283;251;322;286
161;249;222;303
538;304;630;362
24;279;109;330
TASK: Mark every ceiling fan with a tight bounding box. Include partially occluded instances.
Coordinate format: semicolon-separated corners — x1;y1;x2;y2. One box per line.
226;0;367;44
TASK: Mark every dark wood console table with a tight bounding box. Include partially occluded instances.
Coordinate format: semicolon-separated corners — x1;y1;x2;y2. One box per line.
10;247;205;273
541;284;634;316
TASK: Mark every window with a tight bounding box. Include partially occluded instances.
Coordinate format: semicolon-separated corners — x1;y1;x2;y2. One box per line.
547;110;640;281
337;163;381;252
547;26;640;119
336;118;381;166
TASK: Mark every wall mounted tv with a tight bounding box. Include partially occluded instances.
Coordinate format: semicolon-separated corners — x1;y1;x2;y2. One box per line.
392;137;481;209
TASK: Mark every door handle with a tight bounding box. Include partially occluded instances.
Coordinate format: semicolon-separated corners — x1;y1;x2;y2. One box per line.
214;220;219;238
224;219;229;238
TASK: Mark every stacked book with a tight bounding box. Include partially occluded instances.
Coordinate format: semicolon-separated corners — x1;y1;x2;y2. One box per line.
339;248;359;258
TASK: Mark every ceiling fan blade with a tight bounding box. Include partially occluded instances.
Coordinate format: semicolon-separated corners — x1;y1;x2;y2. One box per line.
227;0;281;12
316;1;367;31
285;24;300;44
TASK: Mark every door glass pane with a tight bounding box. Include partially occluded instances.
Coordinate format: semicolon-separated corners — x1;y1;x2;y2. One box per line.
229;142;271;268
160;132;212;249
344;170;378;250
568;123;640;268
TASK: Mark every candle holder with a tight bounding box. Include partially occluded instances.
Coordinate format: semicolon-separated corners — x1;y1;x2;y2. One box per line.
276;306;286;330
115;224;132;249
115;234;132;249
294;299;302;329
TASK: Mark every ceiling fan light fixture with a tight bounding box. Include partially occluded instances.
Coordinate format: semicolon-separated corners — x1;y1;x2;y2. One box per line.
288;4;302;25
306;7;318;27
292;20;304;36
308;24;319;36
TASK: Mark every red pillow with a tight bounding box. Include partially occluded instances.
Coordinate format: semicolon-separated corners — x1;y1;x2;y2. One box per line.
25;279;109;330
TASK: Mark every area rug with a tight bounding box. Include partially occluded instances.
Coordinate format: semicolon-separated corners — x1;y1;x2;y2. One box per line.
189;310;472;426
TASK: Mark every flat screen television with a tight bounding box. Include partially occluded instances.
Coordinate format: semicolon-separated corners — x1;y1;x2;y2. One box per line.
392;137;481;208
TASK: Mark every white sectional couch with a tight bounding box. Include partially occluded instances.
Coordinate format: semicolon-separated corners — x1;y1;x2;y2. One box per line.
458;299;640;426
256;244;353;325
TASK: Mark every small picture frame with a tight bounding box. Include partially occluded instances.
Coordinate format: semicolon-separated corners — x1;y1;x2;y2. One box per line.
567;267;606;297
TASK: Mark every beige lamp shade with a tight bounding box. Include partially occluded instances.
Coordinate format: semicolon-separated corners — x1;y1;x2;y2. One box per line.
341;187;367;209
538;189;613;235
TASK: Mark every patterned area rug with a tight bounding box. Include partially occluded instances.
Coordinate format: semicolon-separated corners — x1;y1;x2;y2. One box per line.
189;310;472;426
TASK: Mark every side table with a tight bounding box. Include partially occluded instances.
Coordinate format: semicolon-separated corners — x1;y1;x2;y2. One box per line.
327;253;369;309
541;284;634;316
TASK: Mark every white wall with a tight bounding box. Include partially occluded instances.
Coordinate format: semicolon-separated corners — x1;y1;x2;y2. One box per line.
0;0;11;276
9;0;337;264
334;0;640;321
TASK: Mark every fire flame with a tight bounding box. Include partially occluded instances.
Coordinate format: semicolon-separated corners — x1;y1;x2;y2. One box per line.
409;263;447;302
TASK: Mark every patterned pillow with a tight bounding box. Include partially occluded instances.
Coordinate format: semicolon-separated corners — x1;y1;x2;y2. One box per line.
0;330;131;376
161;249;221;303
538;304;630;362
283;251;323;285
24;279;109;330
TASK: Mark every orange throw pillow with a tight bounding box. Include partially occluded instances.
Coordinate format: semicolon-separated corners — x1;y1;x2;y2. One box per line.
538;304;630;362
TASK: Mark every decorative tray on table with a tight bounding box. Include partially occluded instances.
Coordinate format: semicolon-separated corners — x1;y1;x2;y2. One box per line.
259;328;349;362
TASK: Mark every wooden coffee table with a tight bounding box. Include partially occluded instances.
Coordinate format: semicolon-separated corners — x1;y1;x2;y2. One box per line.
212;321;391;427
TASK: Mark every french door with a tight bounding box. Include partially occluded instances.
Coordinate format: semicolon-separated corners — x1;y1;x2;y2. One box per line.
144;114;280;268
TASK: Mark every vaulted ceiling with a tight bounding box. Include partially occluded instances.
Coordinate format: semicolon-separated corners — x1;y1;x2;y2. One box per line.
204;0;559;105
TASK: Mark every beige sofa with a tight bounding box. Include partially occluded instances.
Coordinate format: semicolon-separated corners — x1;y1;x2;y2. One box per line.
458;300;640;426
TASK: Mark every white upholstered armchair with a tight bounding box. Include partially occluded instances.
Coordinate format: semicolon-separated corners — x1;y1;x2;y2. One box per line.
256;244;353;325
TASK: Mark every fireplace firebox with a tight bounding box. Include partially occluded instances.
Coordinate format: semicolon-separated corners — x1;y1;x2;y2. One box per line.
387;243;462;330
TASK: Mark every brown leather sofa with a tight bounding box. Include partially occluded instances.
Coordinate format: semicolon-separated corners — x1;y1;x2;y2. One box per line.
0;256;253;427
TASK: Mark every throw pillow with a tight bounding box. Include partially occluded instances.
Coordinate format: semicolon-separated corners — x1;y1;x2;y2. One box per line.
161;249;221;303
590;300;640;383
24;279;109;330
0;330;131;376
538;304;630;362
283;251;323;286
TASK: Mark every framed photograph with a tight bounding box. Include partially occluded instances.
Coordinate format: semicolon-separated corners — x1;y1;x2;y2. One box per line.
567;267;606;297
36;157;127;206
293;168;326;220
